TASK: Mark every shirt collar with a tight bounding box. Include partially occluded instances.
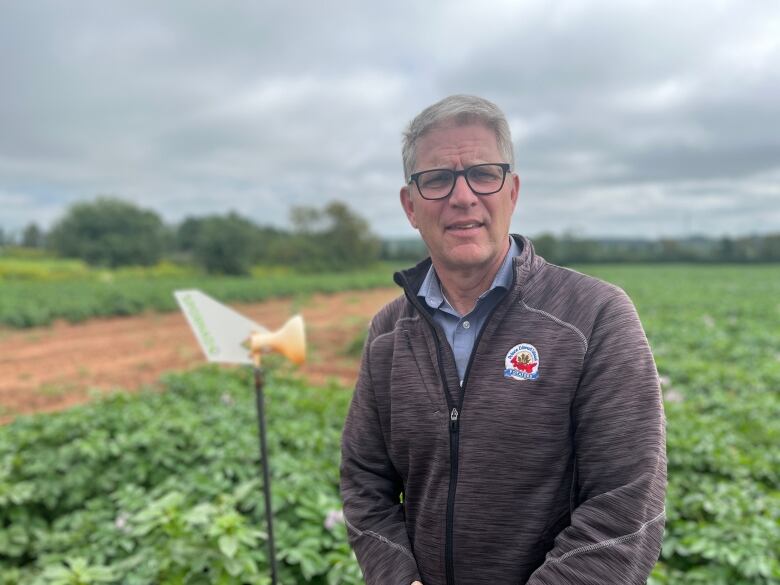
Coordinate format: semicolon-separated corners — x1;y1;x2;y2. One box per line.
417;237;519;310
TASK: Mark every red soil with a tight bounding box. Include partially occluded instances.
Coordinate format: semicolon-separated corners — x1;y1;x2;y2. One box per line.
0;288;400;423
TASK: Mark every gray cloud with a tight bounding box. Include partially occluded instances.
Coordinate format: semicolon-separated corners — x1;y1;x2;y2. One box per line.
1;0;778;239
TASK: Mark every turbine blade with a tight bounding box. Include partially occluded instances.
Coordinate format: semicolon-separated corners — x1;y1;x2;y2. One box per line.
174;289;267;364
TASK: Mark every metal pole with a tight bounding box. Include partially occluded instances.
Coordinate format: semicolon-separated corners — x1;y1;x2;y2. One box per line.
253;366;278;585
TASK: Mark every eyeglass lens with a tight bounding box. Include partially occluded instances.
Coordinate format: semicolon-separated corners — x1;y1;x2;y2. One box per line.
416;164;506;199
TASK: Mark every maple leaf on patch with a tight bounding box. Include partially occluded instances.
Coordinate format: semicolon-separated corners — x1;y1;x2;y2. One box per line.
511;353;537;374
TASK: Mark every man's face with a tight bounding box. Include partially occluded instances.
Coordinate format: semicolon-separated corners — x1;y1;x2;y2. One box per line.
400;122;519;274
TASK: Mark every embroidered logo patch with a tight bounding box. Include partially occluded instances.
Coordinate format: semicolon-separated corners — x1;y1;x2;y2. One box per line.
504;343;540;381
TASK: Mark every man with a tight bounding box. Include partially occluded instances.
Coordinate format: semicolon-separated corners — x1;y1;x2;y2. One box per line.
340;95;666;585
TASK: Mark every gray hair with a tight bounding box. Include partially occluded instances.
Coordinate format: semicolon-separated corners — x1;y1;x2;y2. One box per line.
401;94;514;180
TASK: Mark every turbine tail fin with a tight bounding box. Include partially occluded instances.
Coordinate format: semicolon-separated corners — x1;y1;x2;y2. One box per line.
174;289;266;364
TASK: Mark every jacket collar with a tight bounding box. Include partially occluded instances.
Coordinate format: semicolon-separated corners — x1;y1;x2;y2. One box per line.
417;237;520;310
393;234;538;300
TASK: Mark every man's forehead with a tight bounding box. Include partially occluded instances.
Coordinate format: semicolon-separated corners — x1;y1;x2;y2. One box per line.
415;122;499;165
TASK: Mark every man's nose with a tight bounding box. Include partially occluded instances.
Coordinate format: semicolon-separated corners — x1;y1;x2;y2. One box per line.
448;174;478;206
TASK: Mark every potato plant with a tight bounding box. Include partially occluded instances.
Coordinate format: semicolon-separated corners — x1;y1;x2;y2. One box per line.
0;366;363;584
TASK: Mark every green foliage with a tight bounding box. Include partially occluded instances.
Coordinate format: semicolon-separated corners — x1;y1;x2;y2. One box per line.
380;234;780;264
0;366;363;584
580;265;780;585
188;213;258;276
21;223;44;249
379;238;428;263
287;202;381;272
174;202;381;275
47;197;166;268
0;264;398;328
1;265;778;584
0;256;91;282
538;233;780;264
177;213;292;276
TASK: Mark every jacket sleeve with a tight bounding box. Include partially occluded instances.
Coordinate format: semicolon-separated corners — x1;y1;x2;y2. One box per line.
527;290;667;585
340;323;421;585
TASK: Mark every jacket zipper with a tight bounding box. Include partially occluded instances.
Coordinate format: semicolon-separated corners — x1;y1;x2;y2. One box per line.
399;285;460;584
445;406;459;585
399;269;515;585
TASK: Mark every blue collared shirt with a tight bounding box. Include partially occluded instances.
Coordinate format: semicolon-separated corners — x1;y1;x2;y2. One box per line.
417;237;519;384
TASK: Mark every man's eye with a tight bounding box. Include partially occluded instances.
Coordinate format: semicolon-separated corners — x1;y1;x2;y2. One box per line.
470;168;500;182
420;171;452;188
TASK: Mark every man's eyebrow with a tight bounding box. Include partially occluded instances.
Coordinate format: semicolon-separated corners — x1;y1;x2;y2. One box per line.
422;156;492;169
420;158;492;171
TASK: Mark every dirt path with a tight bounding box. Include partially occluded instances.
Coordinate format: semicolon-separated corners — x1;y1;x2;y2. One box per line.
0;288;400;423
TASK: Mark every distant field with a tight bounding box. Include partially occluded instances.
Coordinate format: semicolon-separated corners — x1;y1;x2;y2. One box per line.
0;257;402;328
583;264;780;584
583;264;779;396
1;264;778;583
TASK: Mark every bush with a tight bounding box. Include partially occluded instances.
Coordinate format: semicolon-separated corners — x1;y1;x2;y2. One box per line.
189;213;257;276
288;202;381;272
48;197;166;268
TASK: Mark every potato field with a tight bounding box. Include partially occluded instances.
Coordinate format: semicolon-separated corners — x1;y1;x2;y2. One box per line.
0;264;778;584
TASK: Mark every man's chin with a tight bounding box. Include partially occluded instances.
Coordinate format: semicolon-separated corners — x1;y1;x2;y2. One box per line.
434;245;493;272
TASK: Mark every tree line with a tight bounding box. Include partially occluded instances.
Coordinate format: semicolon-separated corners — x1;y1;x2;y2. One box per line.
4;197;779;271
382;233;780;264
532;233;780;264
4;197;380;275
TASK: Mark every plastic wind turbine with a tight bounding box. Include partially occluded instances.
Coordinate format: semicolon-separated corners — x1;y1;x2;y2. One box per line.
175;289;306;585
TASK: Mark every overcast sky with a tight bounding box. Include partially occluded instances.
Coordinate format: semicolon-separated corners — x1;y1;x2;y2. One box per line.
1;0;778;239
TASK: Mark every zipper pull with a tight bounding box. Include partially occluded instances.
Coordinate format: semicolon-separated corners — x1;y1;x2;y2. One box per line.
450;408;459;433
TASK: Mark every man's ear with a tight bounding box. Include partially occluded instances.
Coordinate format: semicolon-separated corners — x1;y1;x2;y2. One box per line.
510;172;520;208
400;185;418;229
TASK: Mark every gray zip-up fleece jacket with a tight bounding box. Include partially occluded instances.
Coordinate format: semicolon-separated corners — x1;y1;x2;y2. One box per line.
340;235;667;585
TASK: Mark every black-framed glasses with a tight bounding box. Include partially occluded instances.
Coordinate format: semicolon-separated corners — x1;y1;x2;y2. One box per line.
408;163;510;200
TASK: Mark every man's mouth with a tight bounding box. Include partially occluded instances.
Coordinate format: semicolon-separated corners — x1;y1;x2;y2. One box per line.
446;221;484;231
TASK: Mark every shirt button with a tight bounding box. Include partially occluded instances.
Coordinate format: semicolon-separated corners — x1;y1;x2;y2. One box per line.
462;321;470;329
